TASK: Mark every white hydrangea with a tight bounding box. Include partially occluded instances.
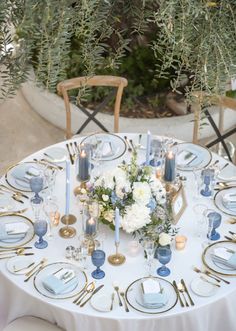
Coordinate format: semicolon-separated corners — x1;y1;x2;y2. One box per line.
150;175;166;204
94;173;115;190
114;168;131;199
121;204;151;233
133;182;151;205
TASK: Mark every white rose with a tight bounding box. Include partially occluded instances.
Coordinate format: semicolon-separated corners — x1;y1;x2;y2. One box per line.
102;209;114;223
102;194;109;202
133;182;151;205
159;232;171;246
121;204;151;233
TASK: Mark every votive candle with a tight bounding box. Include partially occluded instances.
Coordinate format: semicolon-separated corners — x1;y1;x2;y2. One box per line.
65;160;70;216
164;150;176;182
145;131;151;166
115;207;120;243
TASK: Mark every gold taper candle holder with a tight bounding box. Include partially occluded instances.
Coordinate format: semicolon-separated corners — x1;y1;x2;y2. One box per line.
59;214;77;238
108;242;126;266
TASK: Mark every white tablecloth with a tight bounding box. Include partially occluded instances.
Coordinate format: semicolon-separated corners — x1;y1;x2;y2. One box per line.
0;134;236;331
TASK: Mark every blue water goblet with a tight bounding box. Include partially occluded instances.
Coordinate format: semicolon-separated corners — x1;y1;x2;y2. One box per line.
207;211;222;240
30;176;44;204
157;246;172;277
91;249;106;279
34;219;48;249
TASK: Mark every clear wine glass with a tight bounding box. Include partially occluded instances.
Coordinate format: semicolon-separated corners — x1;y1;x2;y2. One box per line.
43;200;60;238
142;239;156;276
156;246;172;277
91;249;106;279
34;219;48;249
43;166;58;200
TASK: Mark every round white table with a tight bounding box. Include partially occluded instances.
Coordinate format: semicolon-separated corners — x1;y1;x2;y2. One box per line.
0;133;236;331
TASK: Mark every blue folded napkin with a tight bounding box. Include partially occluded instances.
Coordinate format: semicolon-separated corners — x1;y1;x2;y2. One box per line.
42;269;78;295
11;164;40;182
138;278;168;309
142;292;168;308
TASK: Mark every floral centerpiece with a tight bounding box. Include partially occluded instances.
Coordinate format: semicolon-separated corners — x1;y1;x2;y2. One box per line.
85;152;175;245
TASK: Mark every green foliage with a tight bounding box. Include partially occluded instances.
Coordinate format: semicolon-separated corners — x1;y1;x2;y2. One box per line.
1;0;236;105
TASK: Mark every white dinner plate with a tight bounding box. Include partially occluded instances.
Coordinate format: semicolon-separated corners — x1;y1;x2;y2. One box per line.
5;162;46;192
214;187;236;216
175;143;212;171
43;147;67;163
80;133;127;161
0;214;34;248
125;277;177;314
33;262;87;299
6;255;35;275
0;196;16;213
90;289;117;312
191;276;218;297
202;241;236;276
217;163;236;182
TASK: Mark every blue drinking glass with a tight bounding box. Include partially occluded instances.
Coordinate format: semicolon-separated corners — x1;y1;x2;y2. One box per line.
34;220;48;249
157;246;172;277
30;176;44;204
91;249;106;279
207;211;222;240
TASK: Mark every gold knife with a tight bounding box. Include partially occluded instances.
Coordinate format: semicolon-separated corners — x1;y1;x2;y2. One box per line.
66;143;74;165
173;280;184;307
80;284;104;307
181;279;194;306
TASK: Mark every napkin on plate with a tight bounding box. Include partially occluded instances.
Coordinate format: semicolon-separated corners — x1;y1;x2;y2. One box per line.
211;247;236;269
140;278;168;308
177;150;197;166
0;222;29;241
11;164;40;183
96;139;115;158
42;268;78;295
222;193;236;211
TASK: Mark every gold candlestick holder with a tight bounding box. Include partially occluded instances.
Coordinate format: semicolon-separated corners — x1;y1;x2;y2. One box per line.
108;242;126;266
59;214;77;238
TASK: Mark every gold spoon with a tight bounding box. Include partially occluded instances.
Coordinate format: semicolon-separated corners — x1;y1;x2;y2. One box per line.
177;283;189;307
75;282;95;305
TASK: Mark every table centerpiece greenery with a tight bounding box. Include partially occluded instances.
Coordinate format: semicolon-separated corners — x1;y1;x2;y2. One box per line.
81;152;176;245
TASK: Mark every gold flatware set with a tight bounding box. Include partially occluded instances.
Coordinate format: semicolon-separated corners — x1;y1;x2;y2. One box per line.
72;282;104;307
173;279;194;307
24;258;47;282
193;266;230;284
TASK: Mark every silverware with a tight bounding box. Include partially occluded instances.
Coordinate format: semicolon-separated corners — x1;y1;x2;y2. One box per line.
124;136;132;152
110;292;115;311
172;280;184;307
66;143;74;165
12;194;24;204
75;282;95;305
211;160;219;167
129;139;135;151
220;163;229;171
41;158;64;171
74;141;80;154
114;285;123;306
180;279;194;306
25;258;47;277
177;282;189;307
205;270;230;285
0;246;32;253
120;291;129;312
0;208;28;216
0;252;34;260
193;267;220;283
24;262;46;282
80;284;104;307
0;186;27;197
225;235;236;242
200;276;220;288
13;262;35;273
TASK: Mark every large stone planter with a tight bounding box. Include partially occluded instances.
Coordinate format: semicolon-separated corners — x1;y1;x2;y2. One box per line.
21;72;236;142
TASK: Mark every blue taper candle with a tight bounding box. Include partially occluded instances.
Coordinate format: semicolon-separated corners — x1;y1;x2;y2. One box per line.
145;131;151;166
164;151;176;182
65;160;70;216
115;207;120;243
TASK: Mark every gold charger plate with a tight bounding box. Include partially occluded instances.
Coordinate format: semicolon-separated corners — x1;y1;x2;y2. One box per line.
202;240;236;276
33;261;87;300
5;161;46;193
0;213;34;248
125;276;178;314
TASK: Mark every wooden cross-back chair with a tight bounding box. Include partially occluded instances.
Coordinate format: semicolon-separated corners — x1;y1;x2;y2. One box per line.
192;92;236;162
57;75;128;139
